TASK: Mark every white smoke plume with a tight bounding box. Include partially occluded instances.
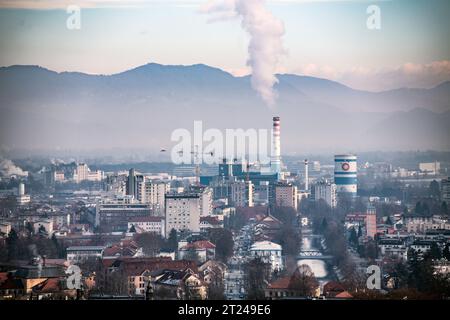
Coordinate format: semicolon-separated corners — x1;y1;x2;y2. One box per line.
202;0;285;106
0;158;28;177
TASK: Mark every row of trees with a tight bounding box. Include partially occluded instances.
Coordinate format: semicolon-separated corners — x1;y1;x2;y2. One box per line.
355;249;450;299
0;228;65;262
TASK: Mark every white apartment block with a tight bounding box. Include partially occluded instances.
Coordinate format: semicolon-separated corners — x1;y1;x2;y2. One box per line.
165;193;201;235
73;163;104;183
139;180;170;212
229;180;253;208
312;180;337;208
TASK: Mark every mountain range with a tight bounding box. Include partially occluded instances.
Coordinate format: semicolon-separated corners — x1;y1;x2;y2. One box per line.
0;63;449;155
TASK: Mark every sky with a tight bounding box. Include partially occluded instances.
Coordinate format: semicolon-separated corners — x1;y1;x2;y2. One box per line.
0;0;449;91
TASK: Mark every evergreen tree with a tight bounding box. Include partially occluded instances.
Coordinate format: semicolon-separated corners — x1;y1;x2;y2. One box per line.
167;228;178;251
320;217;328;232
349;227;358;246
6;229;19;261
442;202;448;215
429;242;442;260
443;243;450;260
429;180;441;199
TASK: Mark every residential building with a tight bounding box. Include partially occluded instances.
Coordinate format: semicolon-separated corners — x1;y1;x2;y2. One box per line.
229;180;254;207
95;201;152;232
73;163;103;183
442;177;450;205
274;182;298;210
419;162;440;175
311;179;337;208
165;193;201;235
150;268;207;300
199;216;223;232
178;240;216;263
249;241;283;272
66;246;105;264
128;216;165;237
0;222;11;236
139;180;169;213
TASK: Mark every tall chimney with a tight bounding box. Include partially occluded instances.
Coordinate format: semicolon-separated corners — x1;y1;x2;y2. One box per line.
271;116;281;174
304;159;309;191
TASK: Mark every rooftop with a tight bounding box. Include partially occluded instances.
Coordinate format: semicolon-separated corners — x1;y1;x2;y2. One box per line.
250;241;282;251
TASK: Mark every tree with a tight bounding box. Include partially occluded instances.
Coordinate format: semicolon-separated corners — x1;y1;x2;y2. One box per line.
129;224;136;233
38;225;47;237
442;202;448;215
134;232;162;257
443;243;450;260
349;227;358;247
6;228;19;261
25;222;34;237
275;226;300;257
166;229;178;252
357;225;363;238
271;206;297;225
208;282;226;300
288;264;319;297
320;217;328;232
244;258;270;300
183;248;200;263
429;242;441;260
208;229;234;262
429;180;440;200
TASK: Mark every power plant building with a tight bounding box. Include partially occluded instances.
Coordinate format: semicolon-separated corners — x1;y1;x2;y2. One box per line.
334;154;357;197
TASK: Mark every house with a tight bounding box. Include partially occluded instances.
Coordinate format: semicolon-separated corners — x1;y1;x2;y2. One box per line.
33;219;54;237
322;281;346;298
127;216;165;237
150;268;208;300
103;240;142;258
0;222;11;236
249;241;283;272
30;277;77;300
178;240;216;263
410;240;434;255
264;275;320;299
107;257;197;296
198;260;227;286
66;246;105;264
378;238;408;260
0;263;66;299
253;215;282;241
199;216;223;232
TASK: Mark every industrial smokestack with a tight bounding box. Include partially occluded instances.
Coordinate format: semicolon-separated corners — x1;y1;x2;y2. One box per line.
304;159;309;192
271;116;281;174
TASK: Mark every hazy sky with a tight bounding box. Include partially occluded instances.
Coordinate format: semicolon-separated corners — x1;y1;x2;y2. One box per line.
0;0;449;91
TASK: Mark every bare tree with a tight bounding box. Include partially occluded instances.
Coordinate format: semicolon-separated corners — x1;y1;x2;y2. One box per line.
288;264;319;297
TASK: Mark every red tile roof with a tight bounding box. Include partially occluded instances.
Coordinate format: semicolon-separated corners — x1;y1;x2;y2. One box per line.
335;291;353;298
32;278;63;293
267;276;291;289
109;257;198;277
200;216;221;225
180;240;216;250
323;281;346;296
0;272;8;284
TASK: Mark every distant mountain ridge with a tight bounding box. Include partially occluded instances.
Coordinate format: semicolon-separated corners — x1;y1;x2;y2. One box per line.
0;63;449;153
